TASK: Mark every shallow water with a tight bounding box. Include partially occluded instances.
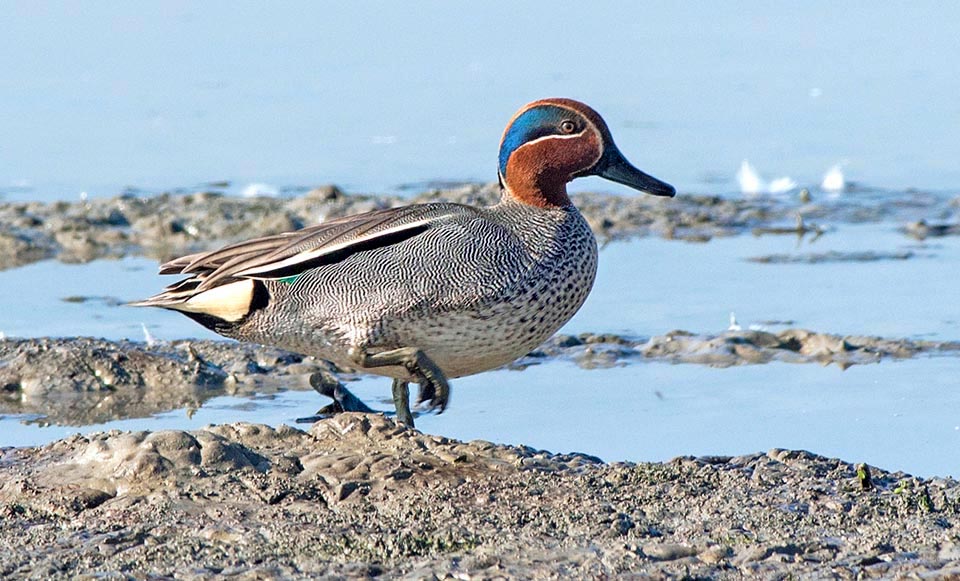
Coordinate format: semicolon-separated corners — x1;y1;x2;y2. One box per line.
4;357;958;478
577;223;960;340
426;358;960;478
2;3;959;476
2;221;958;476
2;222;956;341
2;3;960;199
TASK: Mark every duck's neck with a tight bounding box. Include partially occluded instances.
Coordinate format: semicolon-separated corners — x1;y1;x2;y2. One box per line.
500;172;572;209
499;127;602;209
501;182;573;209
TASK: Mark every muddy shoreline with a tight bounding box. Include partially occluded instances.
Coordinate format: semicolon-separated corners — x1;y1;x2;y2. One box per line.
3;184;960;577
2;413;959;579
3;329;957;427
1;183;957;271
3;333;959;577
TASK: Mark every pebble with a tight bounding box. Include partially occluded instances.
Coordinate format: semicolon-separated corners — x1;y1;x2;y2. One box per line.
643;543;699;561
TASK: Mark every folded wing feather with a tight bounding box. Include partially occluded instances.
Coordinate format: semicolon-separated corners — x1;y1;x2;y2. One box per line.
152;203;478;295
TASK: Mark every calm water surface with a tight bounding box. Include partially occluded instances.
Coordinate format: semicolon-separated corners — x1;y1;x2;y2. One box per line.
1;4;958;476
4;354;958;478
2;3;960;199
1;223;958;342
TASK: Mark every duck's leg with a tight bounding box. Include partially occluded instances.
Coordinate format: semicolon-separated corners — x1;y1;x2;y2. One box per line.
391;379;414;426
415;382;436;407
349;346;450;423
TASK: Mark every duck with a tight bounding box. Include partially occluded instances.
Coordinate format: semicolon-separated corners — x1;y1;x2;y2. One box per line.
132;98;675;426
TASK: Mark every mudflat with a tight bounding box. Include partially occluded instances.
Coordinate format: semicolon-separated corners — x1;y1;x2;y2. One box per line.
2;185;959;577
1;183;957;271
2;412;958;579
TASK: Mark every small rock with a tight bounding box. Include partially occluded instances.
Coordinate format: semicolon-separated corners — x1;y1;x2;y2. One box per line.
733;546;771;565
643;542;699;561
699;545;733;564
939;542;960;561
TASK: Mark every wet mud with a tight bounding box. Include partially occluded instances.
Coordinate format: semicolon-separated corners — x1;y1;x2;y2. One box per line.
0;337;340;426
902;219;960;240
2;329;957;426
531;328;960;370
1;413;959;578
747;250;918;264
0;183;956;270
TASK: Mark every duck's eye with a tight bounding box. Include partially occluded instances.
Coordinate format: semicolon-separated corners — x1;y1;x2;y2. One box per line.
559;120;577;134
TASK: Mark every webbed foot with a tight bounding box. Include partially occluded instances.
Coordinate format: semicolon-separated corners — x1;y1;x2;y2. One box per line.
349;346;450;427
295;370;375;423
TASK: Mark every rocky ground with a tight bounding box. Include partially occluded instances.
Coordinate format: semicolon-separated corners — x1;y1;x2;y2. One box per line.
1;413;959;579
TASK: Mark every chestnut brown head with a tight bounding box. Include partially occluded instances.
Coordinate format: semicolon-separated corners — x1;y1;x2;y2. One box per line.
498;98;675;208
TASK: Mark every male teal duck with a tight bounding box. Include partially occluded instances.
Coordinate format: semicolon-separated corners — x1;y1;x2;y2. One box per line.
133;98;675;426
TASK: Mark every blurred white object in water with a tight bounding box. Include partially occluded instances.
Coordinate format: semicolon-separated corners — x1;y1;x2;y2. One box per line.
821;164;846;193
768;176;798;194
737;160;762;195
141;323;158;347
729;312;769;332
241;183;280;198
728;312;742;331
737;160;796;195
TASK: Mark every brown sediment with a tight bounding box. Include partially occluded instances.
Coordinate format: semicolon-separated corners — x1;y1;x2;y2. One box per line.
901;219;960;239
529;328;960;369
0;337;343;426
0;184;955;270
0;413;958;578
747;250;918;264
2;330;957;427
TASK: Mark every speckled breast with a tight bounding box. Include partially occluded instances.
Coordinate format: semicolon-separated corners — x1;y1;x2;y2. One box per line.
399;209;599;378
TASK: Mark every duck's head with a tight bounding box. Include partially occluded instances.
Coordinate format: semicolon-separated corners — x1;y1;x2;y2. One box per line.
498;98;675;208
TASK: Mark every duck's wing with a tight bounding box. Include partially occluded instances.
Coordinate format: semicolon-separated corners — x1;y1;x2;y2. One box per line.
149;203;478;295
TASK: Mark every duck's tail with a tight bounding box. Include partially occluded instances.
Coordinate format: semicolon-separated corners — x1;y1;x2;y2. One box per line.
129;273;266;324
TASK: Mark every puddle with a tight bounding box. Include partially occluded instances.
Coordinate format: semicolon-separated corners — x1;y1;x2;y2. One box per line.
0;258;221;341
573;222;960;340
426;358;960;478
